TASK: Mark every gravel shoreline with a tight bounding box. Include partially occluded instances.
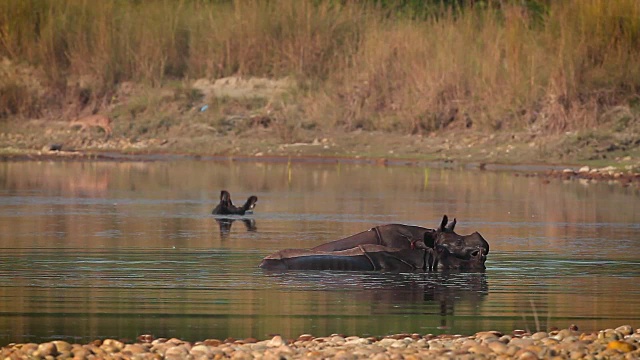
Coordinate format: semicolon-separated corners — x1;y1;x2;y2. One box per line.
3;325;638;359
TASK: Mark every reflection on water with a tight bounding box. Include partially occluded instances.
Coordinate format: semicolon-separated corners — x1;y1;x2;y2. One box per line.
0;160;639;345
263;270;489;328
214;216;257;238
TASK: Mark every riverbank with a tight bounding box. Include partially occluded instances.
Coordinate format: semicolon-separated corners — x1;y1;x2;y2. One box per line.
2;118;640;188
3;325;638;359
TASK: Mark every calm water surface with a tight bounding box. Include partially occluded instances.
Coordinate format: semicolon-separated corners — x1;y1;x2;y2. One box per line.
0;160;639;345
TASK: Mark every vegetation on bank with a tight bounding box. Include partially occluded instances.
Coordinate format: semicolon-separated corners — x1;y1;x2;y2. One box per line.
0;0;639;137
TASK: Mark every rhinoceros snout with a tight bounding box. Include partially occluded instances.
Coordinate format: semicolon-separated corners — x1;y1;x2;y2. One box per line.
471;248;488;269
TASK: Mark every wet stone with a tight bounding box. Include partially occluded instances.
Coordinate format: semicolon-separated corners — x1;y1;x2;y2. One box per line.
137;334;155;343
553;329;577;340
506;344;521;357
510;338;535;348
538;337;558;347
333;350;356;360
377;338;397;347
599;329;622;340
122;343;148;355
580;333;598;342
164;345;189;358
531;332;548;340
251;342;268;352
230;350;253;360
562;335;580;343
190;344;212;357
71;346;91;358
266;335;285;347
16;343;38;354
102;338;125;350
499;335;513;343
516;349;539;360
403;355;423;360
297;334;314;342
606;340;637;352
52;341;72;352
615;325;634;336
389;340;409;348
468;344;492;355
570;350;586;360
513;329;527;337
487;340;509;354
88;344;107;357
35;342;58;357
460;339;478;348
370;353;390;360
345;337;370;346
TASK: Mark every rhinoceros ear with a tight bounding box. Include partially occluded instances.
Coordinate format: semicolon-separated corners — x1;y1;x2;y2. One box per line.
446;218;457;232
439;215;448;231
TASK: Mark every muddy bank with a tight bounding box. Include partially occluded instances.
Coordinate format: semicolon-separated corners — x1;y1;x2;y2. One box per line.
1;125;639;187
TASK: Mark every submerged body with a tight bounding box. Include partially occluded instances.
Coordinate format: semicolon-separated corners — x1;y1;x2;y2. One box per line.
259;244;427;272
259;215;489;271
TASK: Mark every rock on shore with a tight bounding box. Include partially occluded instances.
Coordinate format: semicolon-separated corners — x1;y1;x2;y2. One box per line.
2;325;639;359
548;166;640;185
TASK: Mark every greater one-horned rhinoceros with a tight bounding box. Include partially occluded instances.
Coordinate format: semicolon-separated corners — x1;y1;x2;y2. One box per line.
211;190;258;215
259;215;489;271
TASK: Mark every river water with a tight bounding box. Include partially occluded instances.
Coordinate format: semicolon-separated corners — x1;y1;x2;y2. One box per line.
0;159;638;345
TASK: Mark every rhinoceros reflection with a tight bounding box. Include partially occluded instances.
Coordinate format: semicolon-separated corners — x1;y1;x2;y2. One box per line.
263;270;488;326
215;217;257;238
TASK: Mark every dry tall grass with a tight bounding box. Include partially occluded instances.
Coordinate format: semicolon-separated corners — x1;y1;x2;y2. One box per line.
0;0;638;133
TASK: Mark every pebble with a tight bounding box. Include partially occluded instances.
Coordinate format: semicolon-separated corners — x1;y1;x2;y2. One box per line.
266;335;285;347
607;340;637;352
616;325;635;336
2;325;640;359
488;340;509;354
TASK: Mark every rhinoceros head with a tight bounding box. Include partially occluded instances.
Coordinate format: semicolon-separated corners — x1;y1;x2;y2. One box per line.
424;215;489;270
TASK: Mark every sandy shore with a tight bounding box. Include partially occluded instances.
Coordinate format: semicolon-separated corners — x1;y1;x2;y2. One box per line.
2;325;639;359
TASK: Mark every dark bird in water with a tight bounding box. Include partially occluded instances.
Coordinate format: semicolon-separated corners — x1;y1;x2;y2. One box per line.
211;190;258;215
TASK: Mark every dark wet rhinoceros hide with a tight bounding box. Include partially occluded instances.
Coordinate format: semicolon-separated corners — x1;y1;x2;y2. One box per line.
259;215;489;272
311;224;435;252
259;244;429;271
259;224;435;271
